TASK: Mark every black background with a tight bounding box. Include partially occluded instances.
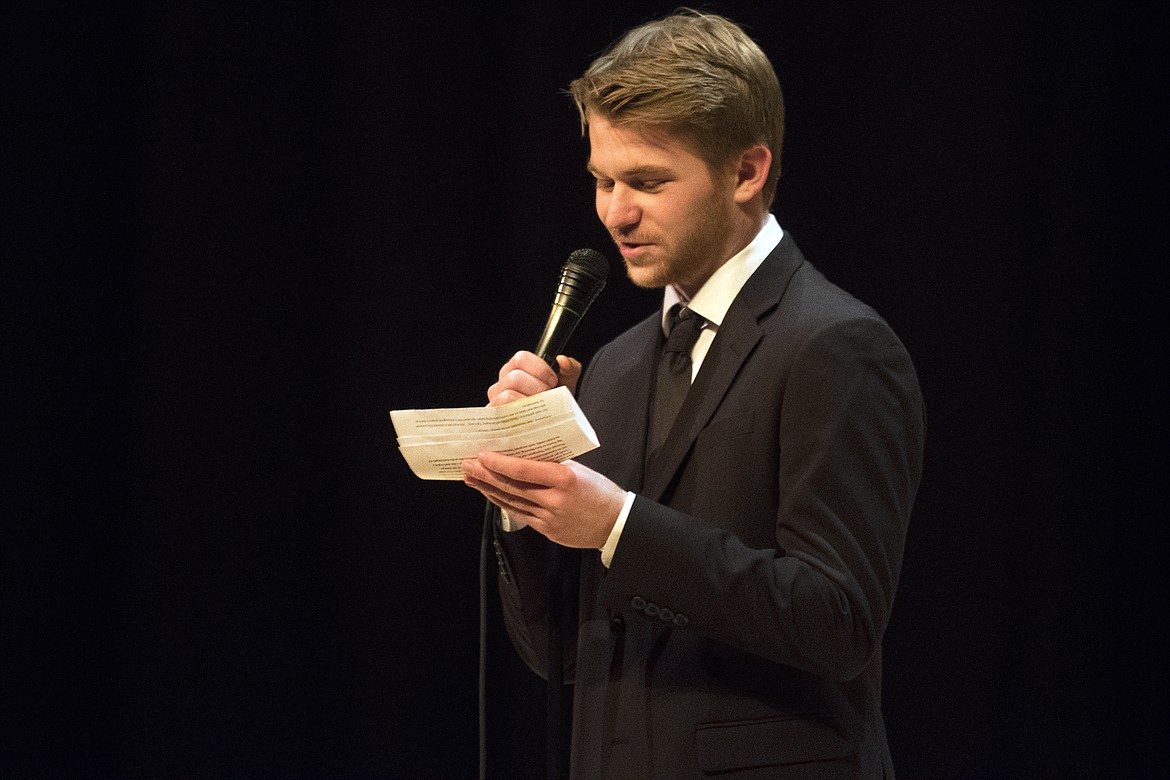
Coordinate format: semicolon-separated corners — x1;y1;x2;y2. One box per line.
4;2;1166;777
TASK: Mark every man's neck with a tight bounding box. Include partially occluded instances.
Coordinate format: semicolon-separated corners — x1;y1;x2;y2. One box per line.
675;207;768;298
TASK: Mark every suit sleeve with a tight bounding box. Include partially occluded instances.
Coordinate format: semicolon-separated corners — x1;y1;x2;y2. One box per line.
596;315;925;681
493;519;555;680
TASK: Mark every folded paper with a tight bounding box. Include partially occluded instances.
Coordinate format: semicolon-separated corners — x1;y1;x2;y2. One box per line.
390;386;599;480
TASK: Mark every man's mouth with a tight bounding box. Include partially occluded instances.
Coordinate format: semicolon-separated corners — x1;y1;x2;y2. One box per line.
617;241;650;258
614;236;654;257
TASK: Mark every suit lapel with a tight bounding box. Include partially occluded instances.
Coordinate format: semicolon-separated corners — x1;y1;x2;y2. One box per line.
642;237;805;502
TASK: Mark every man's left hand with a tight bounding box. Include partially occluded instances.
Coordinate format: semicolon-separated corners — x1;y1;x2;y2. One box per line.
461;451;626;549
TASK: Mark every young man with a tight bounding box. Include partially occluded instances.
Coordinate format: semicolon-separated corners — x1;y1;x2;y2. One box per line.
462;10;925;778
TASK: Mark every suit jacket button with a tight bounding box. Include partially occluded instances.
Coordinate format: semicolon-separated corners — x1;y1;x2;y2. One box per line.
672;613;689;627
645;602;659;617
658;608;674;622
609;616;625;637
631;596;646;610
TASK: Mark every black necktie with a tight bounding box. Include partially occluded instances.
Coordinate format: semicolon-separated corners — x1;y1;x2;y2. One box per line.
648;304;704;454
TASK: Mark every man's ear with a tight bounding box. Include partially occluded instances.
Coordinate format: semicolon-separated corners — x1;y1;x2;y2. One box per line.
732;144;772;204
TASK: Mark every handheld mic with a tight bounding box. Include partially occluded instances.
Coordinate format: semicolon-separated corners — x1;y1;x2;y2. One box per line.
533;248;609;369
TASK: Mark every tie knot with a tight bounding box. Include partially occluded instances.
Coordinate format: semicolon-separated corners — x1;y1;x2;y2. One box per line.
664;305;703;356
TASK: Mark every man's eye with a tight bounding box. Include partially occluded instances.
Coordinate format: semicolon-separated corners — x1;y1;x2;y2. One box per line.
595;179;614;191
636;180;664;191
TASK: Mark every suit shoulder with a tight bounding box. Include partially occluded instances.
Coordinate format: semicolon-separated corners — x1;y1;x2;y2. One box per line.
775;261;891;334
744;236;888;336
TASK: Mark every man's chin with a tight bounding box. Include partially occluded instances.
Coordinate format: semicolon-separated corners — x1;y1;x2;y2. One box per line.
623;261;670;290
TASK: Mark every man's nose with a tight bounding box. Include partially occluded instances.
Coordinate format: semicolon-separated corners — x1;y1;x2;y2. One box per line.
602;186;640;231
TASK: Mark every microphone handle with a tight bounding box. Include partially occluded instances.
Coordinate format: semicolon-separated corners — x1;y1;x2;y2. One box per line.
534;304;581;369
533;248;608;370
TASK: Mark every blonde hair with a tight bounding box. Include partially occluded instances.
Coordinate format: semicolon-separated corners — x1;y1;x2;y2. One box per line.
569;9;785;207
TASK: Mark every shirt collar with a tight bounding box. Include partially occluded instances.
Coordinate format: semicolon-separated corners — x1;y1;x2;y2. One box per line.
662;213;784;334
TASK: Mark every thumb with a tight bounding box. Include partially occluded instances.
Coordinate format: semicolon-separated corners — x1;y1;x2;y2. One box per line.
555;355;583;395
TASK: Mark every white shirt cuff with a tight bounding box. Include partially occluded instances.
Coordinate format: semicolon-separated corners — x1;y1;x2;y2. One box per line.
498;508;527;532
600;491;636;568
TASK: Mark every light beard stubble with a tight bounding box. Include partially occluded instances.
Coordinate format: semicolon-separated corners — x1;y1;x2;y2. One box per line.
616;186;734;292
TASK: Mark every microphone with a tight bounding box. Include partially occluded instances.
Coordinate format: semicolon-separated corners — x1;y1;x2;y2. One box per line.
533;248;609;369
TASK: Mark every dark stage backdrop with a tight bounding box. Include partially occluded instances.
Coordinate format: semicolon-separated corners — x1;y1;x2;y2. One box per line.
5;2;1165;777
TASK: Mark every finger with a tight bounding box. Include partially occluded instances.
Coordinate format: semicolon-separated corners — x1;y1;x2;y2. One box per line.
477;451;574;490
512;351;560;384
465;454;551;497
555;356;583;394
486;387;526;407
462;460;546;516
463;472;543;518
498;351;559;385
488;368;556;405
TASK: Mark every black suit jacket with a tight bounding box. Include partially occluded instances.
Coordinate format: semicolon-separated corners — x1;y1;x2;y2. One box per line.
495;235;925;779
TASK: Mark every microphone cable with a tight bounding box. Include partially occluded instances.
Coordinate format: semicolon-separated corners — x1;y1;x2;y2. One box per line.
479;499;493;780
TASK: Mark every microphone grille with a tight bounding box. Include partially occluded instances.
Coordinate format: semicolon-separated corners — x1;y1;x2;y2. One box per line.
566;248;610;284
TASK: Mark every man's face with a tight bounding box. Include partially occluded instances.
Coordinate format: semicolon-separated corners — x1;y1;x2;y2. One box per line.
587;115;739;296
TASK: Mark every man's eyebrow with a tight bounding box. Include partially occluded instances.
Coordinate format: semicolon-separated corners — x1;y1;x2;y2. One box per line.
585;163;674;179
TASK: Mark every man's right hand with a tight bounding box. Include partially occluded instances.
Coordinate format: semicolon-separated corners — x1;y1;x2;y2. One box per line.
487;351;582;406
